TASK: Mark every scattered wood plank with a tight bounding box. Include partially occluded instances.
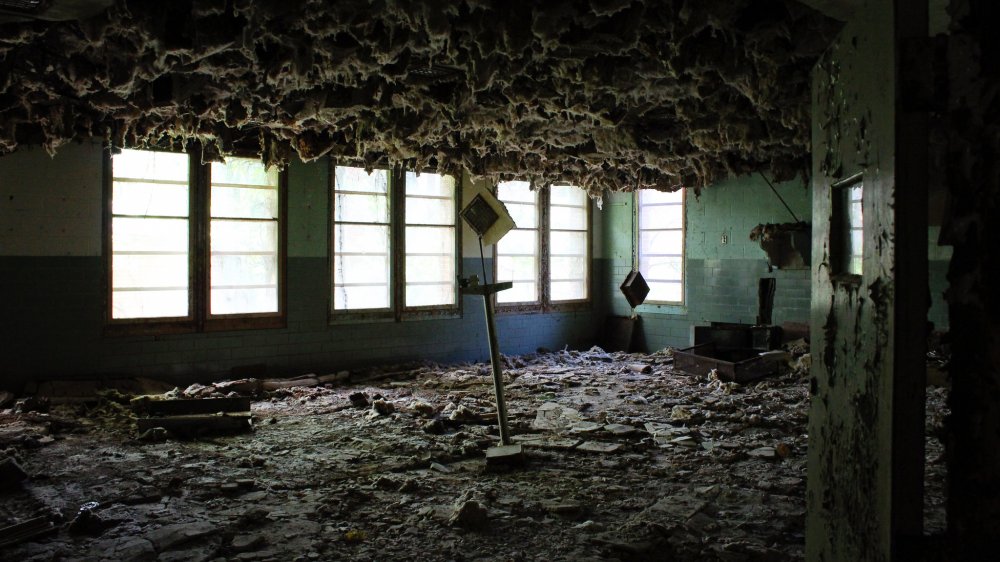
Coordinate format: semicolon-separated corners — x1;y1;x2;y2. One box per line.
0;517;56;548
132;397;251;417
137;413;252;436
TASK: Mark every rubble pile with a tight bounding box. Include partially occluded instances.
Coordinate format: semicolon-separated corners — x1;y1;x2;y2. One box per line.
0;0;840;193
0;348;947;560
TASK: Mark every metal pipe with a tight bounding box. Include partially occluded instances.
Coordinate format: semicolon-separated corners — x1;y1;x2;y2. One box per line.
481;294;512;445
758;171;801;223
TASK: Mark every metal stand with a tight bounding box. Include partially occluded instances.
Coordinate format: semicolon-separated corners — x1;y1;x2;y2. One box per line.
461;276;514;445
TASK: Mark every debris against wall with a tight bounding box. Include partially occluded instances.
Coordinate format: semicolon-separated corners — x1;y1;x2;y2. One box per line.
0;0;839;193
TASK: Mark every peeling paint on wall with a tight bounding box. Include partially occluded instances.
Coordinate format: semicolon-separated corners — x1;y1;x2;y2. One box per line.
806;0;897;559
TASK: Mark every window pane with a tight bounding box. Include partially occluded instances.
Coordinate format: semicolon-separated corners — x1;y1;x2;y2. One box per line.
112;289;188;319
210;157;277;187
551;231;587;256
498;181;535;203
406;284;455;307
332;220;391;310
639;230;683;257
334;192;389;223
113;149;188;182
406;255;455;283
113;217;188;252
505;201;537;228
641;256;683;282
551;254;587;302
549;185;586;206
405;226;454;255
335;166;389;194
550;205;587;230
638;188;684;304
212;288;278;315
113;254;188;289
496;230;537;256
111;149;191;320
551;256;587;281
639;189;683;205
334;254;389;284
211;220;278;252
406;196;454;226
497;281;537;304
405;172;455;198
334;285;389;310
212;186;278;219
647;281;683;303
334;224;390;255
639;204;683;230
551;280;587;301
211;254;277;286
849;201;863;227
113;182;188;217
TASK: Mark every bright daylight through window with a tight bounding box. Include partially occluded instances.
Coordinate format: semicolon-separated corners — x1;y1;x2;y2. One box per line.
331;166;457;315
110;149;283;325
637;189;684;304
495;181;590;307
111;149;190;319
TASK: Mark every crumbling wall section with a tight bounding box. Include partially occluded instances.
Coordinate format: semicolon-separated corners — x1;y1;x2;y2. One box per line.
805;1;896;559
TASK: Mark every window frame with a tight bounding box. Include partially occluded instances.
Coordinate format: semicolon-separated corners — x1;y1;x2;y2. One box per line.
328;162;462;323
103;146;287;336
493;182;593;314
634;188;686;308
830;171;865;285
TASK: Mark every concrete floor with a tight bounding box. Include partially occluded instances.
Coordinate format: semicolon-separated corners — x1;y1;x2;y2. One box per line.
0;347;947;561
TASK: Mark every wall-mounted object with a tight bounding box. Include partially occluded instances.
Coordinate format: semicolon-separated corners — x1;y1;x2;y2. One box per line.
749;221;811;270
620;270;650;308
461;192;515;246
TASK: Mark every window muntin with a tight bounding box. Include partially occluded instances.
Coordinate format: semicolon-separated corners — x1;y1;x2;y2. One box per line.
549;185;589;302
494;181;591;309
330;166;459;317
111;149;190;319
637;189;685;304
496;181;540;305
107;148;285;331
404;171;457;307
332;166;392;311
844;184;863;276
209;157;280;315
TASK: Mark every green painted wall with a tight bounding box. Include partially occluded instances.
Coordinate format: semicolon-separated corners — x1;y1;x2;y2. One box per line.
602;174;813;351
0;144;604;390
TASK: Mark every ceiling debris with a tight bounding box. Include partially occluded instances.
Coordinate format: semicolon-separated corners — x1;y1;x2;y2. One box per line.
0;0;840;193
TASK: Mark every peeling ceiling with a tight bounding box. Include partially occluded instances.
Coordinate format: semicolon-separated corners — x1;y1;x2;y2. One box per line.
0;0;840;192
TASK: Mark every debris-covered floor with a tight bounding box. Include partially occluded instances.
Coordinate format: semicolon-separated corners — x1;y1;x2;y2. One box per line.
1;347;948;561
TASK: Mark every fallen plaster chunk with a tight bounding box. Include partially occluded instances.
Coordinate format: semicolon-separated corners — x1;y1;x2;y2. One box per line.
577;441;623;454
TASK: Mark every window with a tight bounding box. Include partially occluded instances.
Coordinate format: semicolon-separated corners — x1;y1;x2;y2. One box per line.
832;176;863;277
495;181;540;304
330;165;459;319
495;181;591;309
107;148;285;332
636;189;685;304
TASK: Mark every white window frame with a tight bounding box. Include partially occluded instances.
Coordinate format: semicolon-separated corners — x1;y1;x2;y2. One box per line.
104;147;287;335
329;162;461;322
494;181;592;313
635;188;685;306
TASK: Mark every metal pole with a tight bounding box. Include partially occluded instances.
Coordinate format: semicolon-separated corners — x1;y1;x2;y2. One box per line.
481;294;512;446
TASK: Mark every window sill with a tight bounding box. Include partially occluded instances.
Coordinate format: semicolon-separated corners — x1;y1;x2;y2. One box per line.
636;302;688;316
